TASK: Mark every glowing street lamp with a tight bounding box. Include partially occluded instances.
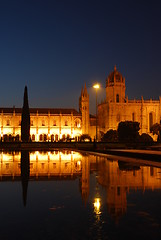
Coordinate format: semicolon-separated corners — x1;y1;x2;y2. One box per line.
93;83;100;141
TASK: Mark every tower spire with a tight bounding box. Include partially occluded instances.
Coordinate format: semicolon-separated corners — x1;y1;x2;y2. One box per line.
84;83;88;97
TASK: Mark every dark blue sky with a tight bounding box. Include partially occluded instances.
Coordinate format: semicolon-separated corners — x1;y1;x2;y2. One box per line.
0;0;161;114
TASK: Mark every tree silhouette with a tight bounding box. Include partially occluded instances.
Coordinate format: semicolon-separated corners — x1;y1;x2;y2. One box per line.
101;129;118;142
21;86;30;142
150;123;161;142
118;121;140;143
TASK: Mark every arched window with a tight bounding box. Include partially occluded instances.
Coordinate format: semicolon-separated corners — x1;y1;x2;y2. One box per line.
62;134;65;141
132;112;136;122
116;94;119;103
149;112;153;131
39;134;43;141
44;134;47;142
55;134;58;141
6;119;10;126
32;134;35;141
51;134;54;142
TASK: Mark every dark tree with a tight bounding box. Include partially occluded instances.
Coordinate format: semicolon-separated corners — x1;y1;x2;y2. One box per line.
101;129;118;142
150;123;161;142
21;86;30;142
118;121;140;143
139;133;153;144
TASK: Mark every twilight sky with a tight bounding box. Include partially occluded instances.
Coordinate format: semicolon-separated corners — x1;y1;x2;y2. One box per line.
0;0;161;114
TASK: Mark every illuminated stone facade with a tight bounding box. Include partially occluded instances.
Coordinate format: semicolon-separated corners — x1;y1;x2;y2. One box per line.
0;84;96;141
1;66;160;141
98;66;161;139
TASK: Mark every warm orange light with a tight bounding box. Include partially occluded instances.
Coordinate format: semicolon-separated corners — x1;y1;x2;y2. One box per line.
77;160;81;166
94;197;101;214
93;83;100;89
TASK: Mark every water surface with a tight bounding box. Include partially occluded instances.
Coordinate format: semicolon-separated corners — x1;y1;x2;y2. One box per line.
0;150;161;240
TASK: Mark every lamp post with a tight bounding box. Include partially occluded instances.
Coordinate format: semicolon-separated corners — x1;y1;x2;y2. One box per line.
93;83;100;142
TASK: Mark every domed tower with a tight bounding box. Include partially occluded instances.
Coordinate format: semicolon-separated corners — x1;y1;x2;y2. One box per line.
106;66;126;103
79;83;89;134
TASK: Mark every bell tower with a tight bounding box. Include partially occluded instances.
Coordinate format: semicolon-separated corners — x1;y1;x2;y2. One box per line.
106;66;126;103
79;83;89;134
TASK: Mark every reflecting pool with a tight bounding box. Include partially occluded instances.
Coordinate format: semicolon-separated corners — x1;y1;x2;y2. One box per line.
0;150;161;240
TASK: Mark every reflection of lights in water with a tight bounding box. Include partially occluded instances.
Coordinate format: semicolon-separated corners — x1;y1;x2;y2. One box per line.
74;160;82;171
48;151;51;157
94;198;101;215
35;151;39;156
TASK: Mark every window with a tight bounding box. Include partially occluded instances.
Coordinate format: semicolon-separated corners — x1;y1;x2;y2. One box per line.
75;119;81;128
62;134;65;140
6;119;10;126
149;112;153;131
65;121;68;126
31;120;33;126
39;134;43;141
150;167;154;176
53;120;56;126
42;120;45;126
44;134;47;142
67;134;70;139
55;134;58;141
132;113;136;122
51;134;54;142
32;134;35;141
116;94;119;103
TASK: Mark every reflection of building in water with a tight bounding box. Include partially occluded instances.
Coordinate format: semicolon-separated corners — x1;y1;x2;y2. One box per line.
97;158;161;223
0;151;91;205
1;152;161;221
0;151;84;179
80;154;90;205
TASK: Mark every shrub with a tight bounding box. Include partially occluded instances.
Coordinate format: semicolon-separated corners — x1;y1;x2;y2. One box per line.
139;133;153;144
118;121;140;143
101;129;118;142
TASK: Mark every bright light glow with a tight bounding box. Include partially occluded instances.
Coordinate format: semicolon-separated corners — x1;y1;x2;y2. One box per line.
93;83;100;89
77;160;81;166
36;134;39;141
94;198;101;214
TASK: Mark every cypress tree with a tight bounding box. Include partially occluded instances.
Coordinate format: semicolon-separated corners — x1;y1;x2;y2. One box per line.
21;86;30;142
